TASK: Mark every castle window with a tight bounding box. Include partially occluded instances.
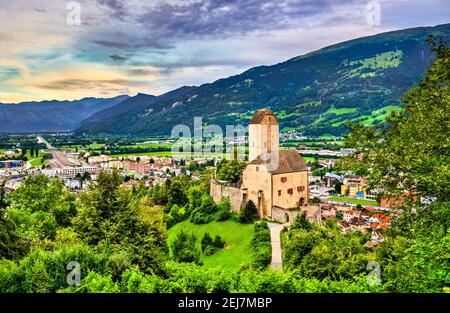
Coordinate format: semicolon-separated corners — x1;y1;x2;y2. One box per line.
297;186;305;192
288;188;293;195
256;166;259;171
278;190;282;196
281;177;287;183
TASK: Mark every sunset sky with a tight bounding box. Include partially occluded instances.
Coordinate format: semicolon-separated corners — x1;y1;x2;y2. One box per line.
0;0;449;103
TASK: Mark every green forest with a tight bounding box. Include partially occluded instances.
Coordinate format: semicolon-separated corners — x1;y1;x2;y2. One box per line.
0;38;448;293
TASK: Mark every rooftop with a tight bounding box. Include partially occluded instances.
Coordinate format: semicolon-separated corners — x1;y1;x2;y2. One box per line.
249;109;279;125
249;149;308;174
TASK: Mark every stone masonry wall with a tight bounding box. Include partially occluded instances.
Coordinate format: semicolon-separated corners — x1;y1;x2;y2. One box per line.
210;179;242;213
271;205;322;224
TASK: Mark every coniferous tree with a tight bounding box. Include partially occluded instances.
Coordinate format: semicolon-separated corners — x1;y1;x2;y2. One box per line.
239;200;259;224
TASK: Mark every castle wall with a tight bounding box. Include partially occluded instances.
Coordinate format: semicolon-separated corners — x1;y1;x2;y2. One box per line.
241;164;273;219
210;179;242;212
271;206;300;223
272;171;309;209
272;205;321;224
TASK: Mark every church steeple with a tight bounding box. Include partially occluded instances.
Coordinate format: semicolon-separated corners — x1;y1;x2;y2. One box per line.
248;109;279;162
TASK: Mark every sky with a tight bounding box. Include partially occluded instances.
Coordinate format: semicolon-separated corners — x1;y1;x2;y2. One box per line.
0;0;449;103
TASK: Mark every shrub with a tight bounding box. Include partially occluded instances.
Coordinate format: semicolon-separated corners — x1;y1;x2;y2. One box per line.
213;235;225;249
239;200;259;224
189;194;218;224
169;204;182;222
252;245;272;271
250;221;272;270
310;196;321;203
164;214;175;228
190;210;214;224
200;233;225;256
170;230;202;265
165;204;186;228
204;245;216;256
201;233;213;253
290;211;312;231
215;197;232;221
0;244;109;293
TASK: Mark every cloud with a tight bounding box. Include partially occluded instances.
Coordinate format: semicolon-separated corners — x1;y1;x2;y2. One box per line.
35;79;133;90
126;68;159;76
1;61;156;102
89;0;364;50
94;38;173;49
109;54;128;61
96;0;128;20
0;0;448;103
136;0;327;38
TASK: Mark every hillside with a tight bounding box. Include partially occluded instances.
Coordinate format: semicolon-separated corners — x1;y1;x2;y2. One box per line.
0;95;129;133
76;86;196;134
75;23;450;136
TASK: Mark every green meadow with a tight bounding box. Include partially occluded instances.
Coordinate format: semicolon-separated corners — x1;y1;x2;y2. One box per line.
327;196;378;206
168;220;255;270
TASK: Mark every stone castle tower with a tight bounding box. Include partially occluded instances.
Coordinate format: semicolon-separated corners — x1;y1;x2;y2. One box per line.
211;108;317;223
248;109;280;162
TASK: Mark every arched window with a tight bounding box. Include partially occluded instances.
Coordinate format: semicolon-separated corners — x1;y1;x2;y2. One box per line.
299;197;305;206
284;213;290;223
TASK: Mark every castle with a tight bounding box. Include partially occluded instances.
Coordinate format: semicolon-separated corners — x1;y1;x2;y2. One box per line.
211;109;318;223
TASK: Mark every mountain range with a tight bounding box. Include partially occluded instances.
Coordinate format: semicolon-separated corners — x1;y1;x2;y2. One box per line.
0;96;129;133
2;23;449;136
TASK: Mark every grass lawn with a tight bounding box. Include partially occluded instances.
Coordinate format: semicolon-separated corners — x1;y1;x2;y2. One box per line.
168;220;255;270
348;105;402;126
325;107;357;115
109;151;174;158
88;143;105;149
30;158;47;166
327;196;378;206
121;143;173;149
60;145;85;153
108;151;243;159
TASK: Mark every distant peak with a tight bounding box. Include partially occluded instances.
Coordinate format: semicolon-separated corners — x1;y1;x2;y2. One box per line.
136;93;155;97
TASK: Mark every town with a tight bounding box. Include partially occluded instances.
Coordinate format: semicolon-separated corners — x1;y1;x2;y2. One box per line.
1;111;395;249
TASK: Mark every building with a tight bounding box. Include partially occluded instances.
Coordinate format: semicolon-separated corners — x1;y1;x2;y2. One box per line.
340;175;380;201
319;159;336;168
60;166;97;176
343;209;360;223
339;148;356;157
88;155;115;166
324;172;342;188
211;109;316;223
0;160;23;169
4;177;24;190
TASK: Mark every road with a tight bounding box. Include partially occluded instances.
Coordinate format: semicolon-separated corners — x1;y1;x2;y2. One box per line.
268;222;287;271
37;135;55;150
37;135;71;168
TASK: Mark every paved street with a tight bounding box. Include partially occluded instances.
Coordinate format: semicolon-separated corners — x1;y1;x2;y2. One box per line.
268;222;287;271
